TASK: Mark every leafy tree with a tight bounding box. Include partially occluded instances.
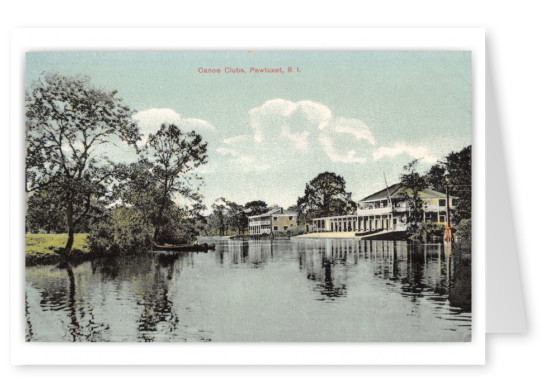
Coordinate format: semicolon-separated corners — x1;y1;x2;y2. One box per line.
287;204;299;213
227;201;249;235
243;200;269;216
296;172;356;220
88;207;154;255
156;202;207;244
410;221;445;242
25;73;140;257
425;145;471;222
399;159;427;235
139;123;208;241
26;188;66;233
454;218;472;243
425;164;447;191
210;198;230;236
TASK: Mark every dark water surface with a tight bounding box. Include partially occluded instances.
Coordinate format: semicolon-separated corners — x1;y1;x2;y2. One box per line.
25;238;471;342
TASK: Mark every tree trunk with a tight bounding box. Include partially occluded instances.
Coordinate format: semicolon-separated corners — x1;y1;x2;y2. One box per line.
153;203;167;242
63;199;75;264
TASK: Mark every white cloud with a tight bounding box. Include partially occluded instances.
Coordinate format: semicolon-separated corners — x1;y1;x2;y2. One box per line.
296;100;332;129
281;125;309;151
216;147;270;172
373;142;438;164
215;99;378;171
319;136;367;164
133;108;214;146
331;117;376;144
246;98;375;162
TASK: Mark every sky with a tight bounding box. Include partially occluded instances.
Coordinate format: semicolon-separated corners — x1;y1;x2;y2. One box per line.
26;51;472;210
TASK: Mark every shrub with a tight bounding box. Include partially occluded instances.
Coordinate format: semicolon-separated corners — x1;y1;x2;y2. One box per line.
410;221;446;242
454;219;471;243
88;207;154;256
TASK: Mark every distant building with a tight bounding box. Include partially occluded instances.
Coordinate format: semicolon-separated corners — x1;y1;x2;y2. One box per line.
312;184;456;233
248;207;298;236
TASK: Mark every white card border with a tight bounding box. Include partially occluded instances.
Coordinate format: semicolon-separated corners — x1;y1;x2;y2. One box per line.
10;27;485;365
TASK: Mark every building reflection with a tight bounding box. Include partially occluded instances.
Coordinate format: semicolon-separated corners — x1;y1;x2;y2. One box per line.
298;239;355;301
363;240;471;313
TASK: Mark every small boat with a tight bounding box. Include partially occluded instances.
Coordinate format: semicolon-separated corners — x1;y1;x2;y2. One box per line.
151;240;215;252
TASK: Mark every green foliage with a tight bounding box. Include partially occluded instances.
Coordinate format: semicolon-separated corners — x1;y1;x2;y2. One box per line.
227;201;249;235
399;159;427;235
208;198;227;236
409;222;445;242
26;188;66;233
88;207;154;255
155;203;206;244
296;172;356;221
25;73;140;254
425;145;471;222
244;200;269;216
138;123;208;240
454;219;471;242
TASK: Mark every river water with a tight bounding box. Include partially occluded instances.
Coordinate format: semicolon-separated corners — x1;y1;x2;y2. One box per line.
25;238;471;342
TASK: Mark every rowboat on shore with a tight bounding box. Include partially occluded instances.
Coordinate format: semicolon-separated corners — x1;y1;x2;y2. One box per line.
151;241;215;252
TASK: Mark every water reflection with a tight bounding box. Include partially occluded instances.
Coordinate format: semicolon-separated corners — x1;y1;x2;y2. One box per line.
26;239;471;342
136;262;179;342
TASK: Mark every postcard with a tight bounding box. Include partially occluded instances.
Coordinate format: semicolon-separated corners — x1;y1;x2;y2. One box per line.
12;28;486;364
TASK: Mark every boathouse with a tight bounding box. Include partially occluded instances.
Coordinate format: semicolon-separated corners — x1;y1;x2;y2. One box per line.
311;184;455;234
248;208;298;236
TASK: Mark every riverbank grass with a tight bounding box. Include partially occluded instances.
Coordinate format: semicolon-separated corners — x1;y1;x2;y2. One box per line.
25;233;89;264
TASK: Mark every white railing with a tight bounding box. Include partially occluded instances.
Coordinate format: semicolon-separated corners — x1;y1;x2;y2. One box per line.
424;205;455;212
393;205;409;212
357;206;392;216
248;219;271;226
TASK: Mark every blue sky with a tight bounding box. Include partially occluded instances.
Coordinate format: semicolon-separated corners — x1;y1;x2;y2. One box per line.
26;51;471;209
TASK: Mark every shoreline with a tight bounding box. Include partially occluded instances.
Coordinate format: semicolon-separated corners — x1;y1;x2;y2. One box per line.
295;232;359;239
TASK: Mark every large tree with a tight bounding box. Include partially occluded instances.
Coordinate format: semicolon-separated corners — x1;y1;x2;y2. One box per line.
399;159;427;235
25;73;140;257
138;123;208;241
296;172;356;220
210;198;230;236
227;201;249;235
243;200;269;216
425;145;471;222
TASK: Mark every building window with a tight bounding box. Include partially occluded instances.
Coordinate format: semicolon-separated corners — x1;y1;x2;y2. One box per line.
274;226;279;231
273;216;278;221
439;199;446;207
289;216;293;220
284;226;288;231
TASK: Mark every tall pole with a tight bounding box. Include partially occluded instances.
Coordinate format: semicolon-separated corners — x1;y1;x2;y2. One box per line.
444;185;453;243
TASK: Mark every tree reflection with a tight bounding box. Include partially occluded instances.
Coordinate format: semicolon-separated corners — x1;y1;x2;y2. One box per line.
301;240;350;301
401;244;428;297
137;262;179;342
364;240;471;314
448;246;472;312
25;295;33;342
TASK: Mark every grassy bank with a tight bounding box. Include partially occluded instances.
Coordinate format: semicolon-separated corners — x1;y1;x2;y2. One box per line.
25;233;90;265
